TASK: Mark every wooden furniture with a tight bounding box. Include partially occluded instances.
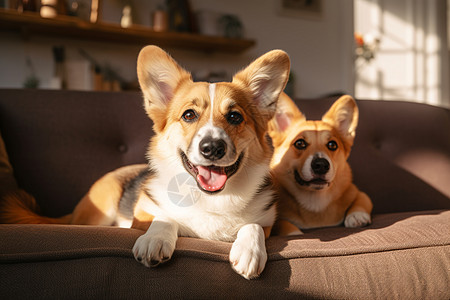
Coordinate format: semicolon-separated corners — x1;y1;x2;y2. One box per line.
0;8;255;53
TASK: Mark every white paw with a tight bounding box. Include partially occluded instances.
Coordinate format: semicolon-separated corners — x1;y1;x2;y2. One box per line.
229;224;267;280
344;211;371;228
287;229;303;236
132;221;178;267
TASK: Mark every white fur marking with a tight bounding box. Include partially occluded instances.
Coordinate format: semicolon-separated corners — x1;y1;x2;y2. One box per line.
188;123;236;166
116;216;132;228
301;155;315;181
344;211;371;228
209;83;216;122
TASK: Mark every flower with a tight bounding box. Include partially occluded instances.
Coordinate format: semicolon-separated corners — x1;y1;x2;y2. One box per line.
354;33;364;47
354;32;380;62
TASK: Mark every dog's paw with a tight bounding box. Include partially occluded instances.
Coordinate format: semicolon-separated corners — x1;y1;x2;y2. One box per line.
132;233;176;267
229;224;267;280
132;221;178;267
344;211;371;228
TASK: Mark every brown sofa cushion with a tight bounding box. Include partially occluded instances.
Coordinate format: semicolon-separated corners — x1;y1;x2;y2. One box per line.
1;210;449;298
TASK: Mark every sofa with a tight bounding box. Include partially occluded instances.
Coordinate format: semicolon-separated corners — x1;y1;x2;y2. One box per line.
0;88;449;299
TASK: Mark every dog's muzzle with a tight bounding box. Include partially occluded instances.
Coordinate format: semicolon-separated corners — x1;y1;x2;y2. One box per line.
311;157;330;175
180;150;243;194
199;137;227;161
294;156;331;191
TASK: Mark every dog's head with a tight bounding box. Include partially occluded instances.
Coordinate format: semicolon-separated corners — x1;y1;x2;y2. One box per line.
269;94;358;193
137;46;290;194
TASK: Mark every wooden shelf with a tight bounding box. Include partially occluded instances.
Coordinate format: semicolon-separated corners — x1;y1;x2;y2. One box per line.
0;9;256;53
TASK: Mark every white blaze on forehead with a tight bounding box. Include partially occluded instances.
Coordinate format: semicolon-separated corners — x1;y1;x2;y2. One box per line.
187;83;236;166
209;83;216;122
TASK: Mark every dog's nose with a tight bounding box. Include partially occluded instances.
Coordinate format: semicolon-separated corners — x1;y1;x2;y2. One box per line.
311;157;330;175
199;137;227;161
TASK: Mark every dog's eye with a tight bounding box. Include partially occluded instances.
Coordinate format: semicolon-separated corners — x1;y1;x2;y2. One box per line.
182;109;198;122
226;111;243;125
327;140;338;151
294;139;308;150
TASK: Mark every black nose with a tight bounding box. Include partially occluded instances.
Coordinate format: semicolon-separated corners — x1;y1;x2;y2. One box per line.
311;157;330;175
199;137;227;161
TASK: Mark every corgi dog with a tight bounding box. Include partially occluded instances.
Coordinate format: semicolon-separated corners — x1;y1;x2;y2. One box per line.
268;93;373;235
0;46;290;279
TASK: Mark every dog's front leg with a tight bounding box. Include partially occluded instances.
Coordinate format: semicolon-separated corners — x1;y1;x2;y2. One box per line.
344;188;373;228
132;217;178;267
229;223;268;280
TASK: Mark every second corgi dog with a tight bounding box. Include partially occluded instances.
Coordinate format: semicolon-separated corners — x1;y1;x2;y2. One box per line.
269;94;373;235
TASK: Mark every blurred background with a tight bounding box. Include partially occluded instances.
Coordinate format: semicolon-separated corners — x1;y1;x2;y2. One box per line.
0;0;449;108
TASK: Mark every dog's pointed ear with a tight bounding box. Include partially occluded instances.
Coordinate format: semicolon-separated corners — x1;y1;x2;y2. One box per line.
268;93;305;146
232;50;290;121
322;95;359;144
137;46;191;128
269;93;305;133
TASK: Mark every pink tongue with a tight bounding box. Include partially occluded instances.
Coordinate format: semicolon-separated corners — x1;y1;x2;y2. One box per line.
196;166;227;192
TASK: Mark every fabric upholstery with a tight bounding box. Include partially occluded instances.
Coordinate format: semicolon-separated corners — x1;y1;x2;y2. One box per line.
1;210;449;299
0;89;449;299
0;89;152;217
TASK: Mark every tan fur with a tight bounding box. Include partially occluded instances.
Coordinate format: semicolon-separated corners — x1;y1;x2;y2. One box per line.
71;164;147;225
269;94;373;234
131;194;155;231
137;46;192;133
262;226;272;239
0;164;147;226
0;189;72;224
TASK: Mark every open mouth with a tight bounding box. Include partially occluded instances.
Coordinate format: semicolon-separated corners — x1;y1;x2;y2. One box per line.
180;151;243;194
294;169;329;188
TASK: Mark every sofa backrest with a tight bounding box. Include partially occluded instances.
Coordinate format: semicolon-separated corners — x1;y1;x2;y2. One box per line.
0;89;449;217
0;89;152;217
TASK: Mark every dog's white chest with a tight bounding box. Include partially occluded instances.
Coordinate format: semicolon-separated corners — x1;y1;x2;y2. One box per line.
146;161;276;242
167;193;271;241
176;211;243;241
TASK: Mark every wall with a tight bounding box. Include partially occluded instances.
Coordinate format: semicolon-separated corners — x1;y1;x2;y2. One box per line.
0;0;354;98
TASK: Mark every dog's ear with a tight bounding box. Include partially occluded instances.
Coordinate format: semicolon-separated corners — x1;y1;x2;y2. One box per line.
270;93;305;132
268;93;306;146
137;46;191;130
232;50;290;121
322;95;359;146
